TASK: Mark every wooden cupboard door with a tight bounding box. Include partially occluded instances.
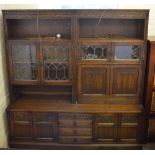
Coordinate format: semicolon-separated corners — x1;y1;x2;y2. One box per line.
118;114;139;144
33;113;57;142
11;112;33;140
110;65;142;104
94;114;117;143
8;41;40;84
41;43;72;85
78;64;109;103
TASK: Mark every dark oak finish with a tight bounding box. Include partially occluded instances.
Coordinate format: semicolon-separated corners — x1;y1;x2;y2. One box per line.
3;9;149;149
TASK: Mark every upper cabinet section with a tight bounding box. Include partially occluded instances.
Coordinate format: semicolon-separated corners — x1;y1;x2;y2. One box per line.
3;9;149;41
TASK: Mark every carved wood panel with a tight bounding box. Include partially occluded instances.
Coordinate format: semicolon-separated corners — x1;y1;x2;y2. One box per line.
78;65;109;95
33;113;57;142
12;112;33;140
94;114;117;143
111;65;141;95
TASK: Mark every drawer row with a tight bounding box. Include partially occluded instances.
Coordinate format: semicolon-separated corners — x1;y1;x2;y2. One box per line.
12;112;139;125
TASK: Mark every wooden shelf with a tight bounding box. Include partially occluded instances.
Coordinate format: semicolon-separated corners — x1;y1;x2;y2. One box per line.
8;38;72;43
7;98;143;113
78;38;145;44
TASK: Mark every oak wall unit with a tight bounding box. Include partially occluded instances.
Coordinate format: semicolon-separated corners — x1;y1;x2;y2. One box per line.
3;9;149;149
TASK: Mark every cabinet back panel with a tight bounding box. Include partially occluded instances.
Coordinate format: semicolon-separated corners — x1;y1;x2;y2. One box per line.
7;19;71;39
79;19;144;39
13;85;72;99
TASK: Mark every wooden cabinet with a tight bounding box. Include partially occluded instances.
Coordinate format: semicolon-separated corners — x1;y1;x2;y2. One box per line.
95;114;140;144
78;41;145;104
8;109;142;147
3;10;149;149
9;112;57;142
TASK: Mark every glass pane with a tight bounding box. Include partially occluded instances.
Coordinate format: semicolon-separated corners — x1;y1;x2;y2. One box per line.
43;45;69;80
81;45;107;60
114;45;141;60
12;44;38;80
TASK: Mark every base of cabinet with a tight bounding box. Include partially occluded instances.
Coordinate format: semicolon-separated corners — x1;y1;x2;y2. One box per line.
9;141;143;150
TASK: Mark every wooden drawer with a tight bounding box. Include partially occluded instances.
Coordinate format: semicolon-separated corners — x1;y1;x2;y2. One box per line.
121;114;138;126
14;112;31;122
96;114;115;125
59;136;92;144
34;113;55;123
58;120;92;128
59;128;92;136
59;113;92;120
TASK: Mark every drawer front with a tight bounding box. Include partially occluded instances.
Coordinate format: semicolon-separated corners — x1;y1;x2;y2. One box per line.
96;114;116;125
59;120;92;128
59;128;92;136
59;113;92;120
34;113;56;124
121;114;138;126
14;112;31;122
59;136;92;144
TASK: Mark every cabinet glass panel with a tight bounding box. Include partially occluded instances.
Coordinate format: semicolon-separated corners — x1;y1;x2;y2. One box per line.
43;45;69;80
114;45;141;61
80;45;108;60
12;44;38;80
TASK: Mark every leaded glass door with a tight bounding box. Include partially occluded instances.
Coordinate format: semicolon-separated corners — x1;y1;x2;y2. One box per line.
9;41;40;84
111;42;145;63
42;43;71;84
79;43;110;62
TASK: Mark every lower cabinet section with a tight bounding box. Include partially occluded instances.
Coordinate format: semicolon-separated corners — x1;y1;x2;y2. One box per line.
95;114;140;144
9;112;57;142
8;111;143;148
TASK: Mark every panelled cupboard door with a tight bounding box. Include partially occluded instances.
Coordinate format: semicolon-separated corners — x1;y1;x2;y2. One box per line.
94;114;140;144
78;64;109;103
110;65;142;104
8;41;40;84
118;114;139;144
111;42;145;63
94;114;117;143
11;112;33;140
41;42;72;85
33;113;57;142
